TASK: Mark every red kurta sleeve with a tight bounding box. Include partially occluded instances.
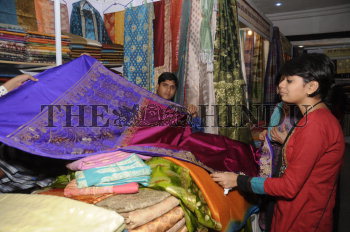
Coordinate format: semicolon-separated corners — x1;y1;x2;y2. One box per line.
264;119;327;199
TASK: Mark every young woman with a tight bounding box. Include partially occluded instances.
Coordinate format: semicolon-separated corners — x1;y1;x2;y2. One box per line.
211;53;345;232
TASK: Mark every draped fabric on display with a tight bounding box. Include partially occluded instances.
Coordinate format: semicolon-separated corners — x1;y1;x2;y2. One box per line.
263;27;283;105
123;3;155;92
70;0;112;44
34;0;70;35
251;33;264;105
213;0;252;144
153;0;165;68
0;0;18;25
174;0;191;104
15;0;38;32
170;0;183;72
104;10;125;45
0;55;190;160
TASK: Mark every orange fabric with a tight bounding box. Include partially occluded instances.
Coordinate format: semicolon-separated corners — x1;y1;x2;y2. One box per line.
37;188;113;204
165;157;252;231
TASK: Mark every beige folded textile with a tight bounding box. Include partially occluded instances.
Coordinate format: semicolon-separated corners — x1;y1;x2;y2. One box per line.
166;218;186;232
122;196;180;229
96;188;170;213
129;206;184;232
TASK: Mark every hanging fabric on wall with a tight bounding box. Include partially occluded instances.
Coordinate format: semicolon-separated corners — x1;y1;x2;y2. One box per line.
170;0;183;72
16;0;38;32
174;0;191;105
104;10;125;45
123;3;154;91
0;0;18;25
154;0;172;89
263;27;283;105
184;0;202;107
70;0;112;44
153;0;165;68
251;33;264;105
213;0;252;144
34;0;70;35
243;30;254;104
199;0;214;65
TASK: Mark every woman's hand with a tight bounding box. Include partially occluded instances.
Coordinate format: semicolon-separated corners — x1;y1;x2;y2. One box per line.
210;172;238;189
270;125;288;144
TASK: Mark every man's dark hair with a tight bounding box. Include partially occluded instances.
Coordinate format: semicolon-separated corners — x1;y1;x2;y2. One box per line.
158;72;178;88
279;53;335;99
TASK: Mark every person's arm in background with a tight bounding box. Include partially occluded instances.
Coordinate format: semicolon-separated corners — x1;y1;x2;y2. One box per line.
0;74;38;97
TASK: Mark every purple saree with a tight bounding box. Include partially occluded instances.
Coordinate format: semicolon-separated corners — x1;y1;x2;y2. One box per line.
0;56;258;176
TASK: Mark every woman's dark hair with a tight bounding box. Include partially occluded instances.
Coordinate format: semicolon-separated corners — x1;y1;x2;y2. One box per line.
279;53;335;99
158;72;178;88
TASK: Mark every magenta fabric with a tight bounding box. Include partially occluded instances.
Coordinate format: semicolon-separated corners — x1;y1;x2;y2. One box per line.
178;132;259;176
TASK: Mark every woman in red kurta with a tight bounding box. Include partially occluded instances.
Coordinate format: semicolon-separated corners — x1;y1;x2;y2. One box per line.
211;53;345;232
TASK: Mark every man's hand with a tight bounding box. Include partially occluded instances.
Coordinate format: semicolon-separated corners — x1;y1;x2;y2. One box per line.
3;74;38;92
186;104;198;117
210;172;238;189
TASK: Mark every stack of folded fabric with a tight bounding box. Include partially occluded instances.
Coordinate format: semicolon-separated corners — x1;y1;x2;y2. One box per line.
96;188;187;232
26;31;70;64
66;33;102;60
0;23;27;62
64;151;151;199
100;43;124;66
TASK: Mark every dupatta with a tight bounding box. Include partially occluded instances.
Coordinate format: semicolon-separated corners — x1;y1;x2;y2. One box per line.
0;55;189;160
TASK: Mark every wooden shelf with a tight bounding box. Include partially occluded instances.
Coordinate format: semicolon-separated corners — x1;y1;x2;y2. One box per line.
0;60;55;69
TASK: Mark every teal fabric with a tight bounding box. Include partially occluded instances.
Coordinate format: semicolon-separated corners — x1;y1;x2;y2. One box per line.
75;154;151;188
250;177;266;194
0;0;18;25
199;0;214;63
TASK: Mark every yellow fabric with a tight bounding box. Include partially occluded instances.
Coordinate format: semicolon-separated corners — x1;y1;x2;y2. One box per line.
165;157;253;231
0;193;124;232
114;11;125;45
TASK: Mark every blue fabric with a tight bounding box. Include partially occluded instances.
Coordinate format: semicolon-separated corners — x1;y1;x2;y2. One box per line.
70;1;111;44
123;4;154;91
250;177;266;194
268;102;283;140
75;154;151;187
191;116;204;133
0;0;18;25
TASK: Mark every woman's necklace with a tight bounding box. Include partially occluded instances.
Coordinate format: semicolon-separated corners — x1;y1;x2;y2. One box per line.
279;100;324;176
303;100;323;116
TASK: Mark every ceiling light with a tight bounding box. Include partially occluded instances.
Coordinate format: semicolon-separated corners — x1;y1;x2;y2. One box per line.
298;45;304;48
247;30;253;36
275;2;283;7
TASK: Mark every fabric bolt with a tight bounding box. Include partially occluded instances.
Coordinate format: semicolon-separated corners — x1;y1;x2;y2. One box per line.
64;179;139;197
146;157;222;231
0;193;124;232
16;0;38;31
170;0;183;72
70;0;111;44
93;176;150;187
153;0;165;67
165;157;258;232
66;150;150;171
75;154;151;188
243;31;254;103
0;0;18;25
122;196;180;229
96;188;171;213
129;206;184;232
166;217;186;232
123;3;154;91
34;0;69;34
213;0;251;144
